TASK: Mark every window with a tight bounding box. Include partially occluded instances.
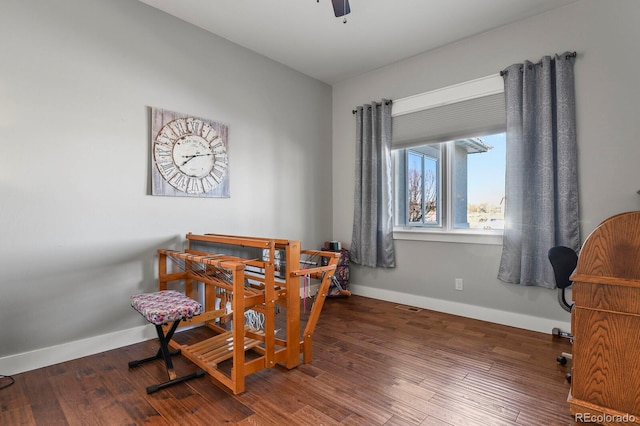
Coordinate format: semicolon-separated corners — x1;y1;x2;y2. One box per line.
395;133;506;231
391;75;506;239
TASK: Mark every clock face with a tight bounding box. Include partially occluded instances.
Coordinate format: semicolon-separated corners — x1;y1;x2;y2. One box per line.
153;117;228;195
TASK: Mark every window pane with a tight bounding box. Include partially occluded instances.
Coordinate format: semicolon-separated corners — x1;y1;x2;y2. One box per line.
406;147;441;226
407;151;423;223
424;156;438;224
453;133;506;229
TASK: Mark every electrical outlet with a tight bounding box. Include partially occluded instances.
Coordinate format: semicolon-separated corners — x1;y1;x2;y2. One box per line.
455;278;463;291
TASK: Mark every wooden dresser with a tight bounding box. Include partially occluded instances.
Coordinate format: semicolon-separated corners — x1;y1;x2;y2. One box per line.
570;211;640;425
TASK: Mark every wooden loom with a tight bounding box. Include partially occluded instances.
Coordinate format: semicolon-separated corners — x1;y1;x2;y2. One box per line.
156;233;341;394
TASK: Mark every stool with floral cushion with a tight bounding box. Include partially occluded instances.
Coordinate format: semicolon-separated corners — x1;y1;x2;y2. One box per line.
128;290;205;394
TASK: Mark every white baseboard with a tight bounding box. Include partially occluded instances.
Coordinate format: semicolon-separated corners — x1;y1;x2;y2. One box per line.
349;284;572;335
1;284;569;376
0;324;157;376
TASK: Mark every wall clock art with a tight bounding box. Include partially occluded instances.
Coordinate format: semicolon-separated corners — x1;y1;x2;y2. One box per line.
151;107;229;198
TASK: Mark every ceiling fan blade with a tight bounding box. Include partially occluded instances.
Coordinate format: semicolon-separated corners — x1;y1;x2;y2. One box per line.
331;0;351;17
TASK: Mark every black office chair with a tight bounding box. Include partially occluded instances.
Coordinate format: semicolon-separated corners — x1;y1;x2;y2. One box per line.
548;246;578;383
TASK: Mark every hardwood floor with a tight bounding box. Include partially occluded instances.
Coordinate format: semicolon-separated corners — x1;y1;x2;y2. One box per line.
0;295;574;425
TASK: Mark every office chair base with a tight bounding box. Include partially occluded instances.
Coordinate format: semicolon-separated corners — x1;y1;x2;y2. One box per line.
552;327;573;340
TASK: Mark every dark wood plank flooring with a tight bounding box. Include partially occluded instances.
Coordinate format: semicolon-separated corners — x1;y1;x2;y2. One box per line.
0;295;574;425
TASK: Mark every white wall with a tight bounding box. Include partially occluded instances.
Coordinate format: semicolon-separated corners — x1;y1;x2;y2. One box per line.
0;0;332;373
332;0;640;331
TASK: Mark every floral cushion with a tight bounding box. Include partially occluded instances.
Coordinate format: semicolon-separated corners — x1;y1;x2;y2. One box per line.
131;290;202;325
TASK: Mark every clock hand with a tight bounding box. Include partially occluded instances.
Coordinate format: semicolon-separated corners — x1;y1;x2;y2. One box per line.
180;153;213;166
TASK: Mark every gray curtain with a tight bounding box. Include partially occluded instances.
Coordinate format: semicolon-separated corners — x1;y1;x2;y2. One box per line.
498;53;580;288
351;100;395;268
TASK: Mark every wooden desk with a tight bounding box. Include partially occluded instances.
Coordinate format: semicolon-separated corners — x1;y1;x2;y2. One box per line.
569;211;640;425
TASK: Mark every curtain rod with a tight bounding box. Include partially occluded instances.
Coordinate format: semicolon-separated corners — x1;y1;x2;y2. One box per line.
350;51;577;113
352;100;392;114
500;51;577;77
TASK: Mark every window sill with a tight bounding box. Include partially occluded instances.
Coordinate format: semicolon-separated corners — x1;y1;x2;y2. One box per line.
393;227;503;245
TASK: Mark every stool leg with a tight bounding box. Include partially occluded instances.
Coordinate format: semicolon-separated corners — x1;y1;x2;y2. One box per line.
156;323;179;380
146;369;206;394
128;320;205;394
127;347;181;368
128;321;181;368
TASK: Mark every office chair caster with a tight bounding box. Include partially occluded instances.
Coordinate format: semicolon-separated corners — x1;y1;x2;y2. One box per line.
557;355;568;365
